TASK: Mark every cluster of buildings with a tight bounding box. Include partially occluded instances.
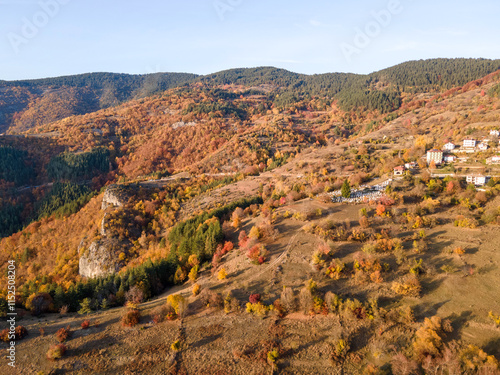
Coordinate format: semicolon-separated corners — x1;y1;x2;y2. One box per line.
425;130;500;166
392;130;500;186
393;162;419;176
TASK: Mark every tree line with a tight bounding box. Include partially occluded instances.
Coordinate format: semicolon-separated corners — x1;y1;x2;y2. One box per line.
47;147;110;181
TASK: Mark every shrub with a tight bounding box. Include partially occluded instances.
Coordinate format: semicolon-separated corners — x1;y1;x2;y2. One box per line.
325;259;346;280
246;302;269;318
325;292;343;313
246;243;268;265
362;242;378;254
217;268;227;280
409;259;424;275
331;338;350;363
272;299;286;318
187;254;200;268
46;344;67;361
249;294;261;304
412;316;452;359
238;230;249;248
460;345;499;372
125;286;144;308
173;266;187;284
121;309;140;327
55;326;72;343
412;239;427;253
454;215;478;229
305;279;317;294
59;305;69;315
280;287;296;313
151;305;168;324
26;292;54;315
267;349;279;364
391;353;420;375
171;340;181;351
0;326;29;343
198;289;224;309
488;311;500;327
311;250;325;269
299;288;314;315
188;265;199;282
359;215;370;228
192;283;201;296
80;320;90;329
223;292;240;314
166;294;186;316
0;329;9;342
391;275;421;297
248;225;261;240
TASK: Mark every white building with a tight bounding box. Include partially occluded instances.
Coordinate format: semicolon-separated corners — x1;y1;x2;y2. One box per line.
426;149;443;165
443;142;456;151
443;155;457;163
463;139;477;148
478;142;489;151
466;174;487;186
405;162;419;170
486;156;500;164
394;166;405;176
490;130;499;137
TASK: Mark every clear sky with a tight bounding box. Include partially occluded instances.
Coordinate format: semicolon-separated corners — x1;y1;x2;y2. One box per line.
1;0;499;80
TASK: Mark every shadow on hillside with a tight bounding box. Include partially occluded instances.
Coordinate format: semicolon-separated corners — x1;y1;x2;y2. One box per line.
191;333;223;349
71;334;118;356
484;337;500;358
446;310;473;340
350;325;373;352
294;335;329;354
477;263;498;275
465;246;480;255
420;276;445;295
413;300;450;318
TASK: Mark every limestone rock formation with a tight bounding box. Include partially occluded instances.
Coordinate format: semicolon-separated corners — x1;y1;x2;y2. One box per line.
101;185;134;210
78;238;124;279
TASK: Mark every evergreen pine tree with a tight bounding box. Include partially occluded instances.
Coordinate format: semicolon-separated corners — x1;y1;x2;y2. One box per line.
341;179;351;198
78;298;93;315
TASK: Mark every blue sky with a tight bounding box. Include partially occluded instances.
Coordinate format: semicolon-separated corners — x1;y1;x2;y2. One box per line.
1;0;499;80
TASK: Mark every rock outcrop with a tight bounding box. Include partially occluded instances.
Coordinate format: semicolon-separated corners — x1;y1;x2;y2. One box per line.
79;184;137;278
78;238;124;279
101;185;134;210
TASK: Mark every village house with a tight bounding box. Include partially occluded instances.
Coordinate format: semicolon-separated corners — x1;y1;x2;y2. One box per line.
443;142;456;151
393;166;405;176
466;174;487;186
426;149;443;165
404;162;419;170
490;129;500;137
443;154;457;163
463;138;477;148
486;155;500;164
478;142;489;151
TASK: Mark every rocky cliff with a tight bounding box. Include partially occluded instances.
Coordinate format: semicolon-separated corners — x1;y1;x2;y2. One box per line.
78;238;125;279
79;184;136;278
